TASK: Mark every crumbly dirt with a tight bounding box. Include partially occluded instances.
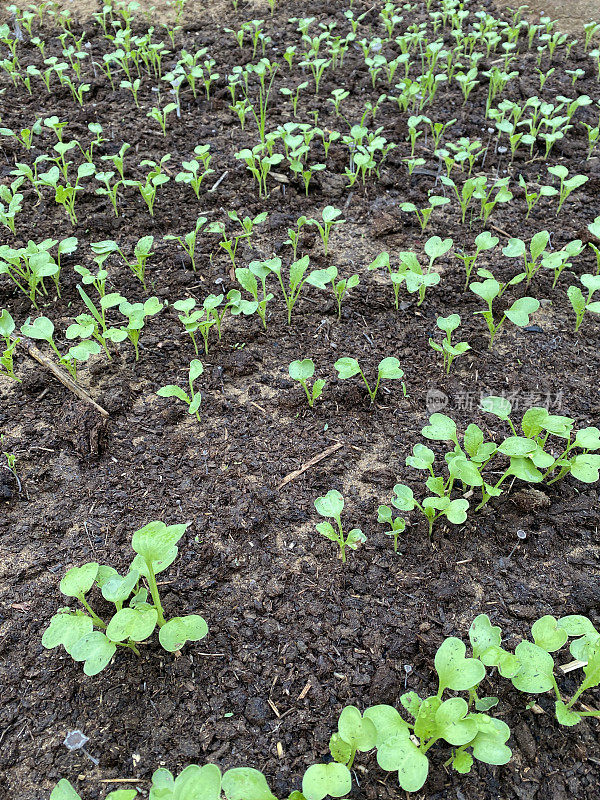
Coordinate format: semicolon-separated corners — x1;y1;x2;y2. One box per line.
0;1;599;799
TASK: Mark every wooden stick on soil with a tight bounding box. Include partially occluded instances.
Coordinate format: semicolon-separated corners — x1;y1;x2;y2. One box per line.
16;336;109;418
277;442;343;490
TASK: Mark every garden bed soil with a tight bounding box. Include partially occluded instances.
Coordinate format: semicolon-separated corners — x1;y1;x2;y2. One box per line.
0;1;599;798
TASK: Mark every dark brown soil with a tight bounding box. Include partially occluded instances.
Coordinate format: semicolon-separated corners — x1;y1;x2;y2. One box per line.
0;1;599;799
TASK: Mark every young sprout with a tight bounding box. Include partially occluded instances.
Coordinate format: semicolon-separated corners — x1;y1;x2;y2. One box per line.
164;216;209;273
157;359;204;422
541;239;583;287
502;230;550;286
172;295;223;354
547;165;589;215
147;103;178;136
454;231;498;289
376;504;406;552
234;261;274;328
470;279;540;349
306;266;360;319
118;297;163;360
0;309;20;381
429;314;470;373
517;175;558;218
288;359;325;408
314;489;365;563
306;206;345;255
42;521;208;675
567;274;600;331
399;195;449;232
175;145;214;198
334;356;405;404
587;215;600;273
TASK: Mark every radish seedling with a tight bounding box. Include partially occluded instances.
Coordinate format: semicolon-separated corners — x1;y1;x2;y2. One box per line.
262;255;319;323
306;266;360;319
164;216;209;273
334;356;405;404
314;489;365;563
175;145;214;198
235;260;274;329
567;274;600;331
118;296;163;360
541;239;583;287
157;359;204;421
306;206;345;255
429;314;470;373
399;195;449;232
377;504;406;552
547;165;588;214
43;521;208;675
173;296;223;354
288;359;325;407
470;279;539;348
454;231;498;289
0;309;20;381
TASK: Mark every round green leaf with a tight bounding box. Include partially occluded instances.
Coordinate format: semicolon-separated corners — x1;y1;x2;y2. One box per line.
435;637;486;693
532;615;568;652
42;612;94;651
107;605;158;643
377;356;404;380
289;359;315;381
159;614;209;652
337;705;377;752
511;641;555;693
172;764;221;800
69;630;117;676
131;521;189;575
60;562;99;598
334;357;361;379
314;489;344;519
222;768;277;800
422;413;457;443
301;763;351;800
50;780;81;800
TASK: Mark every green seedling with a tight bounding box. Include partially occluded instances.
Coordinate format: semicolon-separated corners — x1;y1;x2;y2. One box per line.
175;145;214;198
235;145;283;197
306;265;360;319
314;489;365;563
334;356;405;404
157;359;204;421
0;177;24;234
235;260;274;328
480;397;600;495
454;231;498;289
306;206;344;255
118;296;163;360
587;215;600;273
567;274;600;331
401;236;452;305
20;315;86;379
164;216;209;273
173;295;224;354
288;359;325;407
547;165;588;214
262;255;319;323
473;613;600;727
124;158;171;216
376;504;406;552
94;171;122;217
399;195;449;232
147;102;178;136
0;309;20;381
332;635;509;793
502;230;550;286
42;520;208;675
470;279;539;349
216;210;268;269
429;314;470;373
90;237;154;291
518;175;558;218
54;757;351;800
541;239;584;287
